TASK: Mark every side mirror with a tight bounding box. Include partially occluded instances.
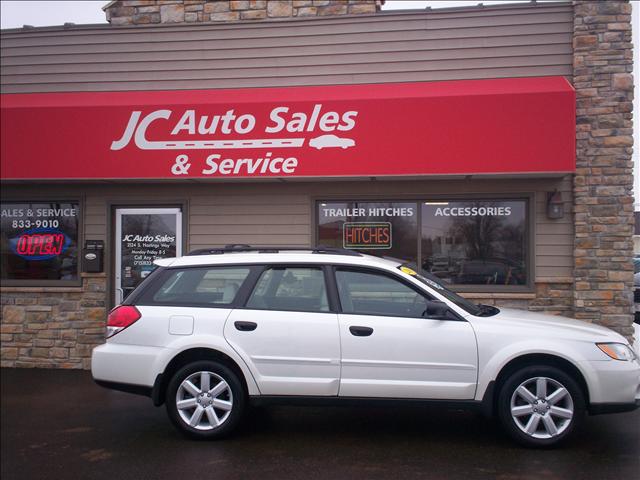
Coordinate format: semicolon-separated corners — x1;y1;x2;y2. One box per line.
423;300;451;320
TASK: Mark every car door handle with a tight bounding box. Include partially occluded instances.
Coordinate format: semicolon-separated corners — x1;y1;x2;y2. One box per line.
234;321;257;332
349;326;373;337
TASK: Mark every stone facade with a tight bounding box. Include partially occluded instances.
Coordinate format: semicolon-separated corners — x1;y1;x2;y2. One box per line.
572;0;635;338
462;281;575;316
104;0;382;24
0;274;107;369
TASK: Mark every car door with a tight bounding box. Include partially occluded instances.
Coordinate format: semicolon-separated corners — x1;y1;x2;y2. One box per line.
334;267;478;400
224;265;341;396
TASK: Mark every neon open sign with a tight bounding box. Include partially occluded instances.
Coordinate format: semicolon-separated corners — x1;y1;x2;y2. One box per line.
11;229;71;260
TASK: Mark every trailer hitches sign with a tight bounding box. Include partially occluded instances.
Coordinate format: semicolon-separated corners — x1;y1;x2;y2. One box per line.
0;77;575;180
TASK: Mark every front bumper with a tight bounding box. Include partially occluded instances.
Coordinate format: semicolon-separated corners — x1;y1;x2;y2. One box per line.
581;356;640;410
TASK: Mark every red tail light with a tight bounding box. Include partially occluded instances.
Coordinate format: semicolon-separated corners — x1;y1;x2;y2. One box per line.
106;305;141;338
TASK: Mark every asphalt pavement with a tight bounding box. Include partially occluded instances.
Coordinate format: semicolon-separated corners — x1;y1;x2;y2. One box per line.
1;368;638;480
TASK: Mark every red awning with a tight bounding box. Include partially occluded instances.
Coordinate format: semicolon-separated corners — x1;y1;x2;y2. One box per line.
0;77;575;180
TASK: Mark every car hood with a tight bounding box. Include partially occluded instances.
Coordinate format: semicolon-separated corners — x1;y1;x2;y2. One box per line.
471;308;626;343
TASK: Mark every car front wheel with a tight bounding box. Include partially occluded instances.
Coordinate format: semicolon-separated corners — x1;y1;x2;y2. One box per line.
497;365;585;448
166;360;245;440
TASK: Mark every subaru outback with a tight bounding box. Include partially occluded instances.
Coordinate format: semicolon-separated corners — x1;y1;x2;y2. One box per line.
92;246;640;447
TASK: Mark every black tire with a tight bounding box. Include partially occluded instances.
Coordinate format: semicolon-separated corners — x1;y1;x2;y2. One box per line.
497;365;585;448
165;360;246;440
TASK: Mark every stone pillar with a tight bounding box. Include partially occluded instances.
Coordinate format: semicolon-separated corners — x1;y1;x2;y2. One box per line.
573;0;635;338
105;0;383;25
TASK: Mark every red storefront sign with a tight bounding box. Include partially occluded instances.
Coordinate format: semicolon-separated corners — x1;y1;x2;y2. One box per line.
0;77;575;180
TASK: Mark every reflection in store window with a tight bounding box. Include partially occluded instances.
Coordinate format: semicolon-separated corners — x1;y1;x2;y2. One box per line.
317;201;418;264
421;200;527;286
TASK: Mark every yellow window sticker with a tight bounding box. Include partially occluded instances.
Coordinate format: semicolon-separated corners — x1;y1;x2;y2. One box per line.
400;266;417;276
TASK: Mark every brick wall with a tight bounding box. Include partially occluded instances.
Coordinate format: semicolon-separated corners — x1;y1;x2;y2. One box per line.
572;0;635;338
0;274;107;369
105;0;382;24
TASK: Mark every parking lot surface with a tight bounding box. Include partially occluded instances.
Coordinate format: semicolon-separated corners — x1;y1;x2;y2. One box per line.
1;368;639;480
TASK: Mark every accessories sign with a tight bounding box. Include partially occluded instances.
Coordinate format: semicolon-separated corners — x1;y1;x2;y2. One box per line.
0;77;575;180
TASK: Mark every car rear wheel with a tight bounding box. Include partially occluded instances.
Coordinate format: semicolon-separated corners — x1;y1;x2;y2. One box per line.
166;360;245;440
497;365;585;448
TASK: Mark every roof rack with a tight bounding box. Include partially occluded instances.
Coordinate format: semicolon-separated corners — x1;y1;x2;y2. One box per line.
187;244;362;257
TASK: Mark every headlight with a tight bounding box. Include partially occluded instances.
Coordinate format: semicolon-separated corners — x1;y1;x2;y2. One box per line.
596;343;636;361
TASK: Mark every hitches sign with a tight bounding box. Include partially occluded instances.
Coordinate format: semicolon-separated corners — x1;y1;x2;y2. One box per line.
343;223;392;249
0;77;575;180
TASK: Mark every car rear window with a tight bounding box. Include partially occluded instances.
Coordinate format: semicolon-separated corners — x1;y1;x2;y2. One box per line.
138;266;252;306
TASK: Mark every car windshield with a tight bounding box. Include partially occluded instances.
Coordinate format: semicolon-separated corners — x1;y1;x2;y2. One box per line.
397;263;499;317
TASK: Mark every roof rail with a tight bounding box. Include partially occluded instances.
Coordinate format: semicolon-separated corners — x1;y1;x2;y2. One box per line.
187;244;362;257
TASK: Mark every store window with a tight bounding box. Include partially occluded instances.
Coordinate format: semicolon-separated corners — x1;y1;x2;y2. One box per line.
1;201;80;284
317;201;418;263
421;199;528;286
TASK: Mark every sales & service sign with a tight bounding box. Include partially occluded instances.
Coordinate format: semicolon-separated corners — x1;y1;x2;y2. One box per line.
110;104;358;178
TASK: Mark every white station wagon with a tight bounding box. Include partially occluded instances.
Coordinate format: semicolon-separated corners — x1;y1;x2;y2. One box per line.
92;246;640;447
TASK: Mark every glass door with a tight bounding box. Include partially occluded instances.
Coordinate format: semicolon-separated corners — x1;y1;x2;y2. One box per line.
114;208;182;304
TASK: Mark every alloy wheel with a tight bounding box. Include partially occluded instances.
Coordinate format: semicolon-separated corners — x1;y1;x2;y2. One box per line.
510;376;574;439
176;371;233;431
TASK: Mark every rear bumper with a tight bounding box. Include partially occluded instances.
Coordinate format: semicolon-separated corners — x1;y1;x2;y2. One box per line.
91;342;167;387
93;375;167;405
589;399;640;415
94;379;152;398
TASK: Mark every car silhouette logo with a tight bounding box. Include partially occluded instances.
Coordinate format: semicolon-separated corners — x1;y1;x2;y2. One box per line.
309;135;355;150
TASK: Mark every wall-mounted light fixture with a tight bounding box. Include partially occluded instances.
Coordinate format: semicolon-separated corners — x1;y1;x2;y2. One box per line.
547;190;564;219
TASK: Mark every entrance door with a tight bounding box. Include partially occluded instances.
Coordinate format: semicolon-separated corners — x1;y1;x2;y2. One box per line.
115;208;182;304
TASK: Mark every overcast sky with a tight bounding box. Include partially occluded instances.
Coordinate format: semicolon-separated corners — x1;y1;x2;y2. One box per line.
1;0;639;206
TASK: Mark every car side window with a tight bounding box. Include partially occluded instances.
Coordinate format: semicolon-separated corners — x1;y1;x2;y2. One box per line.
246;267;330;313
147;267;251;305
336;269;431;318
